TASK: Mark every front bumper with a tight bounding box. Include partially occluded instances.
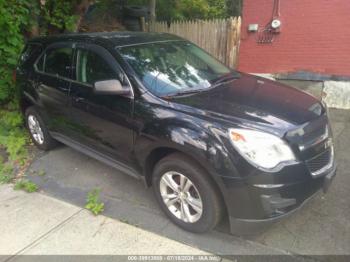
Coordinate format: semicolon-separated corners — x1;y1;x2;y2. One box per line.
219;154;336;235
229;167;336;235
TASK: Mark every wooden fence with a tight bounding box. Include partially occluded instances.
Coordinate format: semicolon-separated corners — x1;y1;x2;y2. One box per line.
151;17;241;69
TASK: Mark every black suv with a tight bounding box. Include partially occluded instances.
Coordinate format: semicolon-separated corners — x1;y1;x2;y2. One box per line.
17;32;336;234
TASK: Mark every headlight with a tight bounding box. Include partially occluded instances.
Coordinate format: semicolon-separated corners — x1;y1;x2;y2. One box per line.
228;128;296;170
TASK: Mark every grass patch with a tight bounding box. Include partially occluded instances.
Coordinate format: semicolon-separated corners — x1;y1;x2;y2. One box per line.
0;104;29;164
85;189;105;215
0;174;13;184
0;164;14;184
0;104;32;186
14;179;39;193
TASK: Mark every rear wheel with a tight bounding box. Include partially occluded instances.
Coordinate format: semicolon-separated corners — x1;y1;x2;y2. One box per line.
152;153;223;233
25;107;57;151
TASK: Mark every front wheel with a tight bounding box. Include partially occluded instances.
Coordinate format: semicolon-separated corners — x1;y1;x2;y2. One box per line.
152;153;223;233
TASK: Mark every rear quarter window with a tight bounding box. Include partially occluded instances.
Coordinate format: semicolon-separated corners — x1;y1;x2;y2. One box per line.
19;43;42;67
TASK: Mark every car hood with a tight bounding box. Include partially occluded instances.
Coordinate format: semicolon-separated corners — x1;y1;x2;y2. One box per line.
170;73;324;131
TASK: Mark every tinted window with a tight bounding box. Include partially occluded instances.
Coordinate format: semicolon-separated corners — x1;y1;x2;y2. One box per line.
45;48;73;78
118;41;231;96
76;49;116;85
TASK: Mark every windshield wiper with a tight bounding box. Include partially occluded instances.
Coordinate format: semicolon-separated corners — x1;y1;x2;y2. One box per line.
212;72;241;86
162;88;208;98
162;72;241;99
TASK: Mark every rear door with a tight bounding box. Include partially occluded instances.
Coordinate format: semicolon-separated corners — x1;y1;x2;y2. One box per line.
34;42;74;135
17;42;44;110
68;43;134;165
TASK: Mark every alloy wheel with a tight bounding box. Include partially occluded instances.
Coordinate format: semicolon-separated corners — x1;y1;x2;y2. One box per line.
159;171;203;223
28;115;44;145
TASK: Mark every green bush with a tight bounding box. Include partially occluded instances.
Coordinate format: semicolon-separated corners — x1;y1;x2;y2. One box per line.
0;1;80;104
0;160;14;184
0;108;29;162
0;0;34;104
40;0;80;34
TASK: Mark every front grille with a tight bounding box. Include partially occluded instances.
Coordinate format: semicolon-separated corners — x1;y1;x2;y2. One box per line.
306;148;333;176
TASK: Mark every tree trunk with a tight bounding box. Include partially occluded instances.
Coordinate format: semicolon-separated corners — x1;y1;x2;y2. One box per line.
149;0;156;31
73;0;94;32
25;0;41;38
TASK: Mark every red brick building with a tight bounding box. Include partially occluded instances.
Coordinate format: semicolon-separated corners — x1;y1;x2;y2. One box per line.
238;0;350;78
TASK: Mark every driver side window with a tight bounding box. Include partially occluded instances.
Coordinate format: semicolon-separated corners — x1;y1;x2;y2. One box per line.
76;49;116;85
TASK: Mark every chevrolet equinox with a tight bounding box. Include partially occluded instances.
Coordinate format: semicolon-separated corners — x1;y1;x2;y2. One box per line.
17;32;336;234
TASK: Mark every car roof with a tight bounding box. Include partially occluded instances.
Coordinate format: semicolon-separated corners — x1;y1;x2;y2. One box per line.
28;31;184;47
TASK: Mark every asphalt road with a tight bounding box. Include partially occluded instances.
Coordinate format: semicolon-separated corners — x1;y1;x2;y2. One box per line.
26;109;350;256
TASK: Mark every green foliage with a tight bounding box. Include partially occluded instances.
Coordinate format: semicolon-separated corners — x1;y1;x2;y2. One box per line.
4;129;28;162
0;174;14;184
174;0;227;20
0;162;14;184
127;0;240;21
85;189;105;215
14;179;39;193
0;0;34;104
226;0;243;17
40;0;81;33
0;0;84;104
0;108;29;162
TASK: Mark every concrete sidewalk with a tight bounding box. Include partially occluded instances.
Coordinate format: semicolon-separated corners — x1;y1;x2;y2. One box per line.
0;184;211;258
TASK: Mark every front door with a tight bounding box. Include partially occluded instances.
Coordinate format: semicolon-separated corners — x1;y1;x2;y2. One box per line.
68;43;134;165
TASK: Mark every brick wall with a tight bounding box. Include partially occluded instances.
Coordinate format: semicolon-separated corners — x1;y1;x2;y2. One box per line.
238;0;350;77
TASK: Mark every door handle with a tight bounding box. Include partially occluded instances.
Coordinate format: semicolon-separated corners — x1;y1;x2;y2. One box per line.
74;97;85;103
59;87;70;92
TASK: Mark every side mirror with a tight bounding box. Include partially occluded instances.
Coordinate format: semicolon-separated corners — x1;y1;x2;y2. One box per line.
94;79;131;96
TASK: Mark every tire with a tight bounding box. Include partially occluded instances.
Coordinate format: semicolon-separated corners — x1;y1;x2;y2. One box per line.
123;18;141;31
25;107;58;151
124;5;149;18
152;153;223;233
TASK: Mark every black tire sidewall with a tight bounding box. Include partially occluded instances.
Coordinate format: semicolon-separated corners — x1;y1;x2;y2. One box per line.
124;6;149;17
152;154;222;233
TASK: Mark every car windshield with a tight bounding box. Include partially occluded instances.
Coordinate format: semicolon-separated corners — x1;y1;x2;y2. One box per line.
118;41;233;96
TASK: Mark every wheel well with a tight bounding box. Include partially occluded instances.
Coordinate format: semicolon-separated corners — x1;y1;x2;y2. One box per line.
20;98;34;114
144;147;229;223
144;147;178;187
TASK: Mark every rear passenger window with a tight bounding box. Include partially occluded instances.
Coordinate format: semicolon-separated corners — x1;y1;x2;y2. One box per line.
76;49;116;85
44;48;73;79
